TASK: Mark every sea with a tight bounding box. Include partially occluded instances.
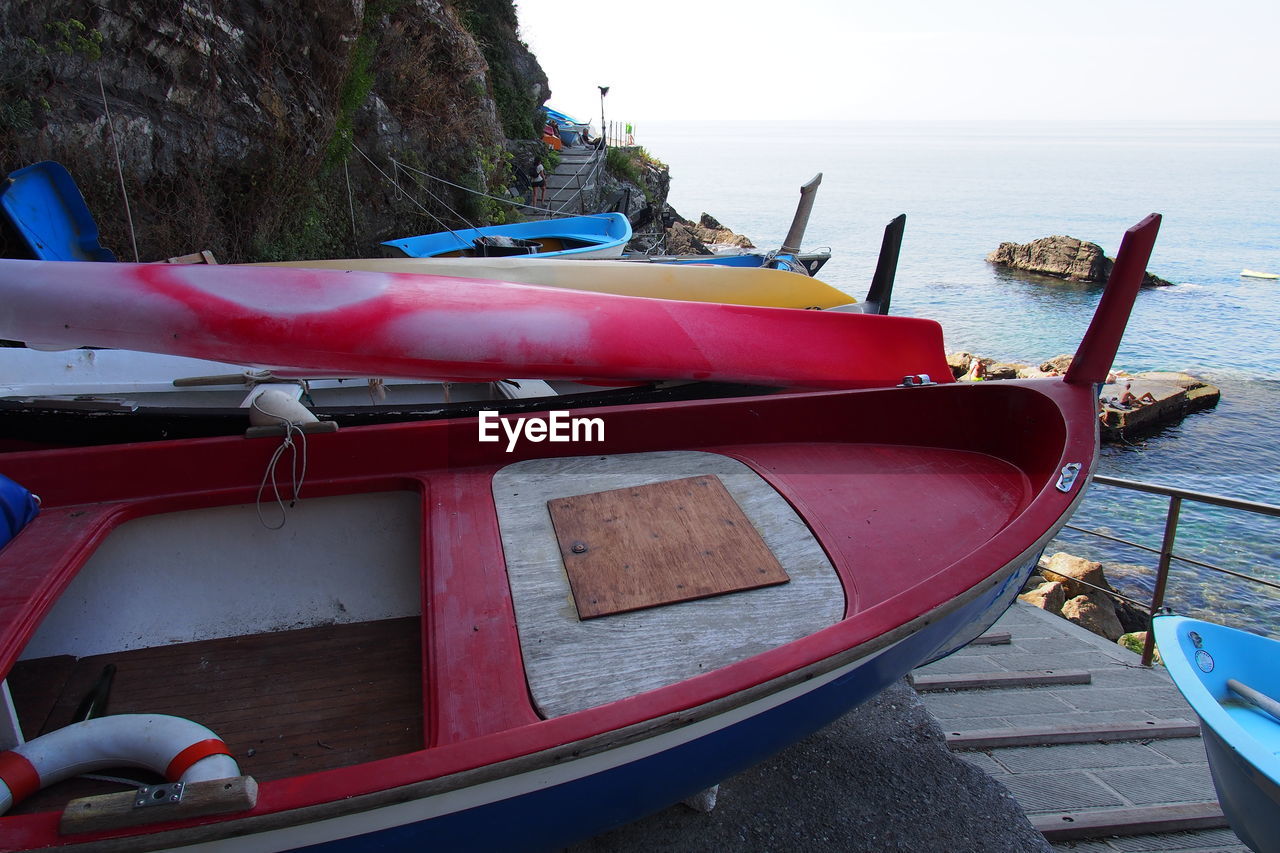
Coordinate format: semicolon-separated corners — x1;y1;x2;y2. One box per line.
638;120;1280;636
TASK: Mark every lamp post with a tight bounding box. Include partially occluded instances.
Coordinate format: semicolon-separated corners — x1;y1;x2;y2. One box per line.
598;85;609;149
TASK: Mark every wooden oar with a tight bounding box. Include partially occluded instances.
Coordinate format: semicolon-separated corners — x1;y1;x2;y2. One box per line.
1227;678;1280;723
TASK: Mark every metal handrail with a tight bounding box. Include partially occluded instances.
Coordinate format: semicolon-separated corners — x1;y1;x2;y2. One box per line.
1063;474;1280;665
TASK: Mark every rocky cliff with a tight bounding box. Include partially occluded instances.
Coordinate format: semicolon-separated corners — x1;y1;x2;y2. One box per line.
0;0;549;262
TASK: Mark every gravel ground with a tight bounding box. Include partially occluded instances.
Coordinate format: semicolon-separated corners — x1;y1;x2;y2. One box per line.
568;680;1049;853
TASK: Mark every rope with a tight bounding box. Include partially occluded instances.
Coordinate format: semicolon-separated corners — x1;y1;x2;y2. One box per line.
97;70;139;263
251;395;309;530
348;144;460;234
343;159;357;245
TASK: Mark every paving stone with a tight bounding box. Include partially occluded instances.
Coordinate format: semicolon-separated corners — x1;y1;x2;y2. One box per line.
1101;827;1248;850
1086;665;1176;688
990;741;1176;773
1147;737;1211;764
997;770;1126;811
958;750;1005;775
1049;840;1114;852
1058;686;1195;715
921;689;1077;720
1093;764;1219;805
987;652;1116;672
914;654;1008;675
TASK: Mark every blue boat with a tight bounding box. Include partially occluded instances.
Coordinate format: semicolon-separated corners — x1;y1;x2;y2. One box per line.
0;161;116;262
544;107;591;146
1153;614;1280;852
381;212;632;260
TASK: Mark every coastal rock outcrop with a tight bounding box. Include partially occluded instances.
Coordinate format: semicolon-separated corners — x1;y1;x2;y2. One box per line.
987;235;1173;286
690;213;755;249
947;350;1222;441
1061;594;1125;641
1018;551;1147;647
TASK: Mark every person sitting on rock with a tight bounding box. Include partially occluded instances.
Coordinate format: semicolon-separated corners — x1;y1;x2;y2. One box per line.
963;357;988;381
1118;381;1156;407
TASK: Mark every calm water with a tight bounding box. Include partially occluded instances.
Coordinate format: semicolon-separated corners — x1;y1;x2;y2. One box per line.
641;120;1280;634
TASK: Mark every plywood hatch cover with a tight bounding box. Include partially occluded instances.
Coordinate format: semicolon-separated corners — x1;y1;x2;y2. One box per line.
547;475;790;619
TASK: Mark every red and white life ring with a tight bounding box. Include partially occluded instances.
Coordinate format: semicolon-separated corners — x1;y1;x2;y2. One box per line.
0;714;239;814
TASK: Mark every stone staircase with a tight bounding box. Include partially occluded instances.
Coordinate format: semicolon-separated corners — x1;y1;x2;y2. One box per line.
913;601;1248;851
542;144;605;215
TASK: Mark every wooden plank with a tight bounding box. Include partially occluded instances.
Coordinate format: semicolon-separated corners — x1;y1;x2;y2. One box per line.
945;720;1201;750
911;669;1091;692
4;654;76;739
549;475;789;619
968;631;1011;646
8;618;422;815
1031;802;1227;840
60;776;256;835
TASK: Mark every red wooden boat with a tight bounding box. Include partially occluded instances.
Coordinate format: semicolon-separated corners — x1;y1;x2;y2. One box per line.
0;216;1161;851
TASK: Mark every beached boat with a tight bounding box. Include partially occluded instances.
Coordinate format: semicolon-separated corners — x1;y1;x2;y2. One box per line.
0;215;1160;850
255;254;855;309
0;161;116;262
621;174;851;281
1153;614;1280;852
620;247;833;276
544;106;592;146
0;258;948;389
1241;269;1279;280
381;213;631;260
0;247;891;449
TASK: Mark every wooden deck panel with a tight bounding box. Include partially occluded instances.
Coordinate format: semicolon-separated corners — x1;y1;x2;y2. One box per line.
7;618;423;815
550;475;790;618
493;450;845;719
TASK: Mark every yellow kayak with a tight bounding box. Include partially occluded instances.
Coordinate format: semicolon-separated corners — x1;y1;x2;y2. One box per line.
252;256;856;310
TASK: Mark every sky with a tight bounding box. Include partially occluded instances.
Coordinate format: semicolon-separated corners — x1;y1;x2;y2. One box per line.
515;0;1280;124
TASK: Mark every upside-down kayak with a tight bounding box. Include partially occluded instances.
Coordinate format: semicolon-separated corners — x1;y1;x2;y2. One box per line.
0;260;948;389
0;215;1160;851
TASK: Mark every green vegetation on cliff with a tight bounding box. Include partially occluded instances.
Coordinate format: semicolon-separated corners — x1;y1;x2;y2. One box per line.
0;0;548;263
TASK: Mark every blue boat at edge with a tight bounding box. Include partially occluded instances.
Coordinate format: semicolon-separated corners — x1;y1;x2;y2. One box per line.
1153;614;1280;852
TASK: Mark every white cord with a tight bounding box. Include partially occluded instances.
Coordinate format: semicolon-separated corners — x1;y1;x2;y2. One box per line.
251;395;308;530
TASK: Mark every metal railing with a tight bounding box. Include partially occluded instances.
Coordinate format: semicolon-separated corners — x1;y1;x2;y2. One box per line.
1060;474;1280;665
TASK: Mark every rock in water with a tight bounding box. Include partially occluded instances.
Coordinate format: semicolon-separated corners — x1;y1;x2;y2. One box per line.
988;235;1172;286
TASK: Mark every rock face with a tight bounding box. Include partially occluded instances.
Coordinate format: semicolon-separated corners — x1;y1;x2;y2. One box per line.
1018;580;1066;614
0;0;549;262
988;235;1172;286
1019;552;1145;645
1061;594;1125;641
1042;552;1111;599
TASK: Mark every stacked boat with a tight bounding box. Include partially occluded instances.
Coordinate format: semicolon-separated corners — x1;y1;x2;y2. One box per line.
0;215;1164;850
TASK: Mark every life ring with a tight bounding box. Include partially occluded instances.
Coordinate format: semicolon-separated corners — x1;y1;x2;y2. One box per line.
0;714;239;814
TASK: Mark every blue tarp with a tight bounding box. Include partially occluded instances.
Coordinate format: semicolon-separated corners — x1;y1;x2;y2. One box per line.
0;474;39;549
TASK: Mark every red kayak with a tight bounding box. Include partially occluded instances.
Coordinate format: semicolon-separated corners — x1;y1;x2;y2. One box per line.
0;261;951;389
